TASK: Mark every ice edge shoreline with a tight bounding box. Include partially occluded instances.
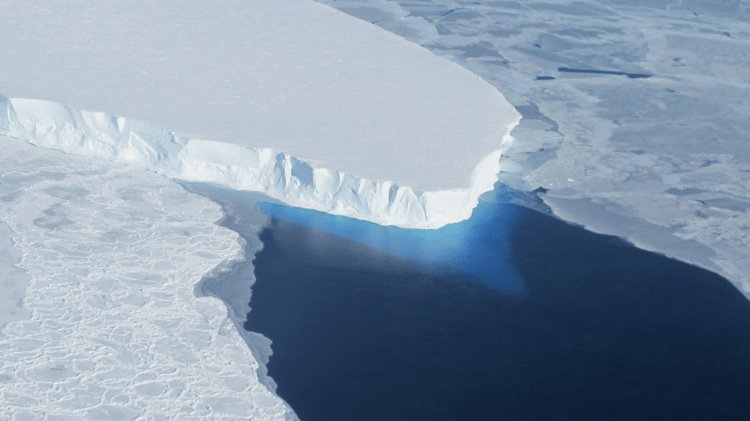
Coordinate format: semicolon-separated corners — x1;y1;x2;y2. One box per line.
192;230;288;412
0;95;520;230
0;136;298;419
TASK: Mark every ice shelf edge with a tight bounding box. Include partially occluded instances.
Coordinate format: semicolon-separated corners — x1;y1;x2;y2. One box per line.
0;94;520;229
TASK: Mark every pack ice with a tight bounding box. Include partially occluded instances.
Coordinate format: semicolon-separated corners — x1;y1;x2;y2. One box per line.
0;136;296;420
320;0;750;298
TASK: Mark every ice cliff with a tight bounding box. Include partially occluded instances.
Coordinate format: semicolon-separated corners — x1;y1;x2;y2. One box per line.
0;95;519;229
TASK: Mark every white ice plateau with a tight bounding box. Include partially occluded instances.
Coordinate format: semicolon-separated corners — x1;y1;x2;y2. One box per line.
0;0;519;229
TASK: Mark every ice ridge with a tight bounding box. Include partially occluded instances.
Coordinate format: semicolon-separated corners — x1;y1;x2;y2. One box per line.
0;95;519;229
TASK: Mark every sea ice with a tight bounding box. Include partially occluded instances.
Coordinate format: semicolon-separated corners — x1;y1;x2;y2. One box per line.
0;136;295;420
322;0;750;298
0;221;31;337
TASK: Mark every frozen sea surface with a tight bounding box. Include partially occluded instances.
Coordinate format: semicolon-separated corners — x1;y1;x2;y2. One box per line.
0;137;295;420
0;221;31;337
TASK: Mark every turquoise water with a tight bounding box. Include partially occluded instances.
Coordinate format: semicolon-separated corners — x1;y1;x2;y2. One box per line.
258;200;525;295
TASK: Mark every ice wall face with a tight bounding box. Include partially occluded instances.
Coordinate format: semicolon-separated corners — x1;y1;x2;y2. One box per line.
0;95;515;229
0;0;520;214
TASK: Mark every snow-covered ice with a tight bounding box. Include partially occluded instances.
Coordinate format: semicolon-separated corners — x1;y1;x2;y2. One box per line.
0;220;31;338
0;136;295;420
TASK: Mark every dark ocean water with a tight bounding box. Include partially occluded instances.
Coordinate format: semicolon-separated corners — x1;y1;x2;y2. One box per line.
241;192;750;421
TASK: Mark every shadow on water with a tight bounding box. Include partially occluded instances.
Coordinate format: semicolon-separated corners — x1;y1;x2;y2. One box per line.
244;188;750;421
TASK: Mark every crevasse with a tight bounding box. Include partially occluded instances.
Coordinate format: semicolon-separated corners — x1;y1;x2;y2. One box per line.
0;94;519;229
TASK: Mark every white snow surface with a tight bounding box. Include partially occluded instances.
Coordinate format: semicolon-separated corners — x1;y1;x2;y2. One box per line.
0;220;31;338
0;0;520;229
0;136;296;420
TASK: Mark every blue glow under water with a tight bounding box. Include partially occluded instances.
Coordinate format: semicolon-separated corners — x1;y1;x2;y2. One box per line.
258;200;525;295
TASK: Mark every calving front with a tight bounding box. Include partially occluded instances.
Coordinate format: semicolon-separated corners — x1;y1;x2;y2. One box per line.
0;95;519;229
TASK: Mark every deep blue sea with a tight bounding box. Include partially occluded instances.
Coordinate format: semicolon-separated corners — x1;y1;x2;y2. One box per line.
200;183;750;421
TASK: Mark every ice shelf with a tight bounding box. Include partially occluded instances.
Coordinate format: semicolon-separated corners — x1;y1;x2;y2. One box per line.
0;94;517;229
0;0;520;229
